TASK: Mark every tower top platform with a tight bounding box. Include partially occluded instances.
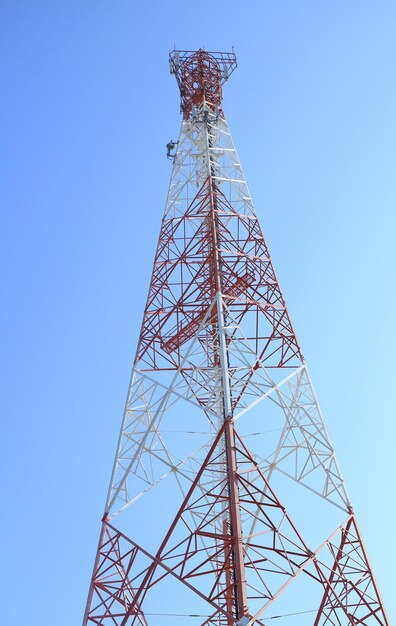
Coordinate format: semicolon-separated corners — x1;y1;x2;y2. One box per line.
169;48;237;119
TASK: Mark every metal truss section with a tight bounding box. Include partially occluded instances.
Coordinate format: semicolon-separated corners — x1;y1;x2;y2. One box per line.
136;103;303;378
86;430;388;626
83;523;150;626
107;301;349;518
313;515;389;626
106;367;219;517
258;366;351;511
95;425;315;625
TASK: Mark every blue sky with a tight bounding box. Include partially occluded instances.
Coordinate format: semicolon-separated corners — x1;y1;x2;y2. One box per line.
1;1;395;624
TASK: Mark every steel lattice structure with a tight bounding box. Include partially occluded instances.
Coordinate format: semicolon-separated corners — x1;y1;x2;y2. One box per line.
83;49;389;626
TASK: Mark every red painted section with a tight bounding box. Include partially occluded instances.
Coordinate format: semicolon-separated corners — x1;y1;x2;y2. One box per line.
86;424;316;625
313;516;390;625
84;430;389;625
83;522;149;626
169;49;237;119
135;177;303;378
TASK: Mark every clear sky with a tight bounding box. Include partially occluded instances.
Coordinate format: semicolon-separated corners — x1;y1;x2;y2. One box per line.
1;1;395;624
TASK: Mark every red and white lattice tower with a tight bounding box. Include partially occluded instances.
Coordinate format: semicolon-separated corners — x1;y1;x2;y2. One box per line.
83;49;389;626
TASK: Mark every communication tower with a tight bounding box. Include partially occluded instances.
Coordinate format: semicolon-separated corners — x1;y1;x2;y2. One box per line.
83;49;389;626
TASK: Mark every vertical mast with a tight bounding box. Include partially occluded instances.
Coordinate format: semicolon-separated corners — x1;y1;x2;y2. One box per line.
174;48;249;620
205;101;249;620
